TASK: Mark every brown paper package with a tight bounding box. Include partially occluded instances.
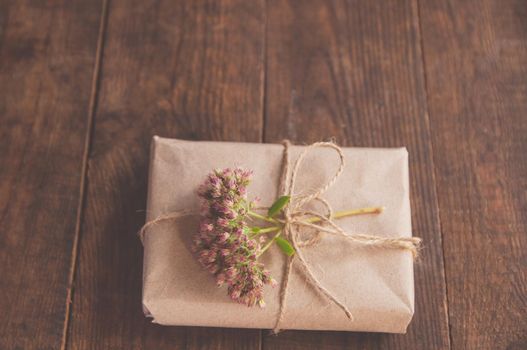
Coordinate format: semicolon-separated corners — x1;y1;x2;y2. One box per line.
142;136;416;333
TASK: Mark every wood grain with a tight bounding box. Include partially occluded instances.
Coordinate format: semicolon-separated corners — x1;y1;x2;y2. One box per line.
0;1;103;348
66;0;265;349
419;0;527;348
262;0;450;349
2;0;525;348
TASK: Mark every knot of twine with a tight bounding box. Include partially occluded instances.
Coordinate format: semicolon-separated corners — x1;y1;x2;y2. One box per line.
271;140;421;333
138;140;421;333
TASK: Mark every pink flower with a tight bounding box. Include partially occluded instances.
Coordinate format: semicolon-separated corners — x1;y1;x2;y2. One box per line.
200;222;213;232
216;218;229;228
192;167;273;308
216;232;230;243
216;273;226;286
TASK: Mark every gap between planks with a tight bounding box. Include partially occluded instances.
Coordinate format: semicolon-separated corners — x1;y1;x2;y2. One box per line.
414;0;452;348
60;0;111;349
258;0;268;348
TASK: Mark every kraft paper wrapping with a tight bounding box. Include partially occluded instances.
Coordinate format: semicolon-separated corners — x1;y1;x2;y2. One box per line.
142;136;415;333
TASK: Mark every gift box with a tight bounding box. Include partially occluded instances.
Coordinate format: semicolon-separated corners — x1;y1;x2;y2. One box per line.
141;136;416;333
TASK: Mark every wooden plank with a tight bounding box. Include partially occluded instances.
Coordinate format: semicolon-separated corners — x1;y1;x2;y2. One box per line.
419;0;527;348
0;1;103;349
66;0;265;349
262;0;450;348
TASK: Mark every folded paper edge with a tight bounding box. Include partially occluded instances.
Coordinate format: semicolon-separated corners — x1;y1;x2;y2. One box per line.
141;136;160;324
142;300;153;318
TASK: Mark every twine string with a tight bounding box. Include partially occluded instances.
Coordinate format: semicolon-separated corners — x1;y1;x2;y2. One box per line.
138;209;197;244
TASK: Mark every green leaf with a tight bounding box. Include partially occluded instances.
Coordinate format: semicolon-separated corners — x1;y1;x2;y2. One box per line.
275;237;295;256
267;195;291;217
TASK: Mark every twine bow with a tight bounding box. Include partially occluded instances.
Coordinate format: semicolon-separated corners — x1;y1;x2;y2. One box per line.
270;141;420;333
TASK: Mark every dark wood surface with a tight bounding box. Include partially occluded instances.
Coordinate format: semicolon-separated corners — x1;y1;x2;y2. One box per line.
419;1;527;348
0;0;525;349
0;1;103;348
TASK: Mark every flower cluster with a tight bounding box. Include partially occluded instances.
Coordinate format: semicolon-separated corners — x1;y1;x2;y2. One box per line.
192;167;276;307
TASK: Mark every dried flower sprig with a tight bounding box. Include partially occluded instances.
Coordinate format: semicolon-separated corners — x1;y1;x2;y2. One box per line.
192;167;384;308
192;168;277;307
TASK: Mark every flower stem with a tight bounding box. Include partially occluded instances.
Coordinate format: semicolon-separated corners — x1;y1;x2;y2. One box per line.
248;211;280;224
252;207;384;256
306;206;384;223
255;226;281;234
257;230;282;257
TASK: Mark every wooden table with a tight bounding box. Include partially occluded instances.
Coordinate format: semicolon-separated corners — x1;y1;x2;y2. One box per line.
1;0;525;349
